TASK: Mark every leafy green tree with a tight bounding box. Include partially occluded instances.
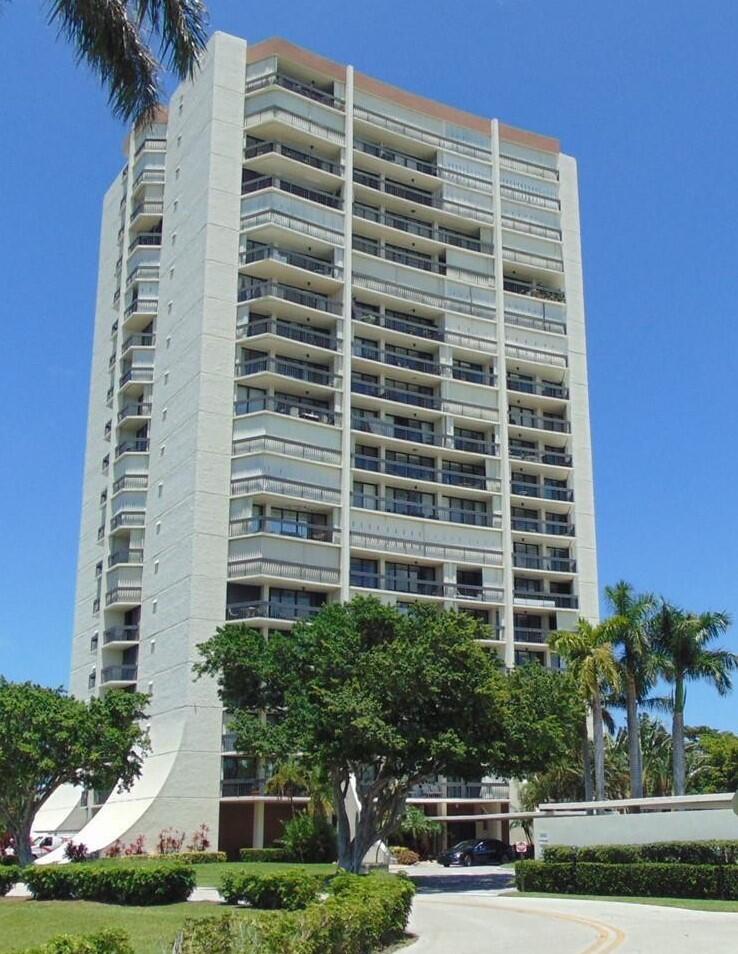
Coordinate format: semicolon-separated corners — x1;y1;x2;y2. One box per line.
551;620;620;801
18;2;209;122
651;603;735;794
688;727;738;793
0;680;149;865
605;581;656;798
390;805;442;857
196;598;581;873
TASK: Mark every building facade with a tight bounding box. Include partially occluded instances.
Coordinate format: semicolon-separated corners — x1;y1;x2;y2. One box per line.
40;33;598;853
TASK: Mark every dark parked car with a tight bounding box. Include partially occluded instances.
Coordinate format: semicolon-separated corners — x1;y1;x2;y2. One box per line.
438;838;514;867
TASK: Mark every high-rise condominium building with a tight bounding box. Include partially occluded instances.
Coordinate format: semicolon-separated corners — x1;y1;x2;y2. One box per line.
39;33;598;854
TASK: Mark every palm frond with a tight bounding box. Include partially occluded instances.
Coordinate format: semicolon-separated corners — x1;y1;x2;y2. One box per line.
134;0;208;77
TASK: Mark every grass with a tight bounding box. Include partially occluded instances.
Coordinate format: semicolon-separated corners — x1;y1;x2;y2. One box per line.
0;899;253;954
509;891;738;912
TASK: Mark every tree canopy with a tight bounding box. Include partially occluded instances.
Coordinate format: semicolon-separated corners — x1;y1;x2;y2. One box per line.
0;679;149;864
196;597;582;872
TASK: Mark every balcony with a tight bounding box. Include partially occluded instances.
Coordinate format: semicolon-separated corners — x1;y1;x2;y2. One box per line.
112;474;148;493
232;434;341;466
229;516;336;543
510;482;574;502
234;395;337;426
128;232;162;252
353;104;491;162
501;213;561;242
226;600;325;622
351;416;497;456
500;153;559;182
351;378;440;410
354;168;436;207
115;438;150;458
130;200;164;222
105;586;142;607
508;377;568;400
509;446;572;467
350;571;503;603
353;272;495;320
124;299;158;319
509;412;570;434
353;235;491;286
244;138;340;175
117;403;152;423
351;531;502;567
103;626;140;646
237;316;336;350
110;511;146;531
239;243;340;279
227;558;339;586
352;342;440;376
125;264;160;287
131;168;165;191
353;306;443;342
238;280;341;315
502;246;563;272
121;333;155;354
119;367;154;388
235;355;335;387
354;203;491;256
107;549;144;568
230;474;340;505
408;780;510;801
241;208;343;247
503;277;565;303
100;665;138;686
245;71;342;110
242;174;342;209
354;138;438;176
134;136;166;156
513;553;576;572
500;180;560;211
511;516;575;537
354;454;489;490
352;493;500;528
514;591;579;609
505;310;566;335
514;628;549;644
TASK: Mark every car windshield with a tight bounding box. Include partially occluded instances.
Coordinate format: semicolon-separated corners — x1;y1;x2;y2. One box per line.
450;840;476;851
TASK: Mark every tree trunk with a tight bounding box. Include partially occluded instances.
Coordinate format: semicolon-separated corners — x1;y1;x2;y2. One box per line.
333;777;373;874
581;717;594;802
672;678;686;796
592;689;606;802
625;672;643;799
9;817;34;867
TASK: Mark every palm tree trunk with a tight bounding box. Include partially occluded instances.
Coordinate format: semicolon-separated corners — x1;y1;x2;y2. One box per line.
626;672;643;798
672;677;686;796
592;689;606;801
581;717;594;802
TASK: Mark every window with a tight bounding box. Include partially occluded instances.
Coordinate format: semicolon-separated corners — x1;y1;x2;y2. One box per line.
387;487;434;518
355;444;379;471
445;496;487;525
353;480;379;510
386;450;433;480
385;562;436;595
350;558;379;588
454;426;486;452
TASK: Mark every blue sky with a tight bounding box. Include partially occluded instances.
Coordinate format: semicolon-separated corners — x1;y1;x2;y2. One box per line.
1;0;736;730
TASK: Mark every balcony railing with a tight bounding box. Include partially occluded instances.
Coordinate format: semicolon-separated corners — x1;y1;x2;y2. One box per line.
124;299;158;318
125;265;160;286
231;434;341;465
503;246;563;272
239;244;340;277
128;232;162;251
506;343;568;369
244;139;340;175
228;558;340;585
236;356;335;387
103;625;140;645
107;549;144;567
121;333;155;352
355;203;490;254
513;628;549;644
115;439;150;457
409;780;510;800
242;175;342;209
352;342;440;375
112;474;148;493
238;280;341;314
514;591;579;609
504;277;565;302
351;531;502;567
511;516;575;536
351;572;504;603
245;71;342;110
510;482;574;502
117;403;152;422
506;310;567;335
500;153;559;182
110;510;146;530
500;182;560;211
119;367;154;388
351;416;497;456
354;138;438;176
353;307;443;341
354;454;489;490
352;493;500;528
513;553;576;572
241;208;343;247
509;447;572;467
237;316;336;350
131;168;165;190
131;201;164;220
231;474;340;505
229;516;336;542
100;665;138;684
509;412;570;433
508;377;568;399
234;395;337;426
351;379;440;410
226;600;325;622
353;273;496;320
105;586;142;606
353;104;492;162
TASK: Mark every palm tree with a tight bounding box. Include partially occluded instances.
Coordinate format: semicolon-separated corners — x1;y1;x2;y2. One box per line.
605;581;656;798
550;620;620;801
27;2;209;122
650;602;735;795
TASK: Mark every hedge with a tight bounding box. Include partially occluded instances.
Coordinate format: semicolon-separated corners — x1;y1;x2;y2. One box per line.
516;861;738;900
0;865;20;896
159;852;227;865
177;872;415;954
220;869;330;909
19;930;133;954
390;847;420;866
23;862;195;905
543;840;738;866
238;848;290;863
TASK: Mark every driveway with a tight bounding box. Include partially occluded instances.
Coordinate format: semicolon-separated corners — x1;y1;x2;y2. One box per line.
403;863;738;953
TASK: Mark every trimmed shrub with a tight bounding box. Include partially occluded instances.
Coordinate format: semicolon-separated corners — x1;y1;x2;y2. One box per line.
238;848;290;863
279;813;337;863
0;865;20;896
162;851;227;865
390;846;420;866
543;840;738;866
516;860;738;900
220;869;329;910
19;930;133;954
23;862;195;905
177;872;415;954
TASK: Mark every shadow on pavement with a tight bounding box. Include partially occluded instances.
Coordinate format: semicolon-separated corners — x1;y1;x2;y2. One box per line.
408;868;515;894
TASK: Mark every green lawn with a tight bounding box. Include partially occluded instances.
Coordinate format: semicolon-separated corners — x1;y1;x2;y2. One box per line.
510;891;738;913
0;899;250;954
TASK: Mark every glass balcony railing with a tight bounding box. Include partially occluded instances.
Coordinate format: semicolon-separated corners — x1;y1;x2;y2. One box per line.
115;439;150;457
244;139;340;175
100;665;138;684
509;446;572;467
234;395;337;426
509;412;570;433
103;626;140;645
352;493;499;528
111;474;148;493
508;377;568;399
107;549;144;567
351;415;497;456
511;517;575;536
226;600;325;622
354;454;487;489
237;316;335;350
238;280;341;314
235;355;334;386
242;175;342;209
245;71;342;110
239;244;339;277
514;591;579;609
110;511;146;531
352;342;440;375
503;277;565;302
513;553;576;572
351;379;440;409
105;586;142;606
350;572;503;603
510;482;574;502
229;517;335;542
353;307;443;341
230;474;340;505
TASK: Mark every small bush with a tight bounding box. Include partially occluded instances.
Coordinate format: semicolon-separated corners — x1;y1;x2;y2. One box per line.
157;828;186;855
187;824;212;853
106;840;124;858
23;862;195;905
166;851;227;865
0;865;20;896
238;848;290;863
124;835;146;856
516;860;738;900
19;929;133;954
390;846;420;866
279;813;337;863
543;840;738;866
64;842;89;863
220;869;329;910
